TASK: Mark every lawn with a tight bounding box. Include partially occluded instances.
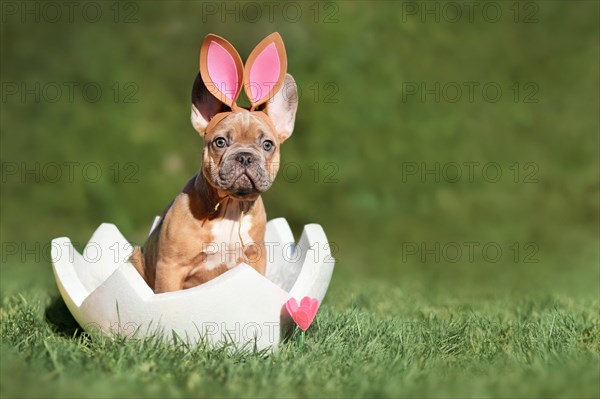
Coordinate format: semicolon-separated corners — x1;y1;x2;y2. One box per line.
1;274;599;398
1;1;599;398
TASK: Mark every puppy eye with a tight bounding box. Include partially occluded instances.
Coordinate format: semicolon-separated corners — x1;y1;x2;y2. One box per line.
262;140;274;151
214;137;227;148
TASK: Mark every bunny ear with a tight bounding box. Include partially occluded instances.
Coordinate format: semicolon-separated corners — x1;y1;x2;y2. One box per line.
243;32;287;109
199;34;244;108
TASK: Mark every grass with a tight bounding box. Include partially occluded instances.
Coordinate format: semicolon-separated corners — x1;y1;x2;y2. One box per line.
1;279;599;398
1;1;599;397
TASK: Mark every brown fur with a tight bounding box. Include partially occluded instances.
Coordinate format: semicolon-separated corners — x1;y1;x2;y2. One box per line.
130;113;277;293
130;72;298;293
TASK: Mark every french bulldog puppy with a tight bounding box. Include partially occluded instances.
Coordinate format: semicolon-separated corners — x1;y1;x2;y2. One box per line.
130;72;298;293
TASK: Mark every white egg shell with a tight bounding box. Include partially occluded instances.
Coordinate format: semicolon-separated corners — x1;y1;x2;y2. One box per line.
51;217;335;351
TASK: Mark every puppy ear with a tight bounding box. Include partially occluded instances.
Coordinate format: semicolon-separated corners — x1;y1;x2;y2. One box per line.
191;73;227;134
263;73;298;142
243;32;287;110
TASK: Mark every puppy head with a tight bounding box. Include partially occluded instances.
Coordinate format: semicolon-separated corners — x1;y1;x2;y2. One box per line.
191;73;298;200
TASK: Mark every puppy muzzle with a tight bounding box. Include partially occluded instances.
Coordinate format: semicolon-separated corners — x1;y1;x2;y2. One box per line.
216;149;273;197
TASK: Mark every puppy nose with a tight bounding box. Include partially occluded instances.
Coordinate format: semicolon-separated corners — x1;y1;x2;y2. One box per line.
236;152;254;167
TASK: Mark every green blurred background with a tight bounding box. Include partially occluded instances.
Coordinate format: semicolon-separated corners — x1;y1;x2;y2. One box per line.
1;1;598;301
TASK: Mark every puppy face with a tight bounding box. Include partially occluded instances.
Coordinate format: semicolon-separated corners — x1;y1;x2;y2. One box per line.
202;112;281;200
191;73;298;200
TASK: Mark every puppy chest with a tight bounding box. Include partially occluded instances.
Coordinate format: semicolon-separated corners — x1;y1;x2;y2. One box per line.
202;216;254;270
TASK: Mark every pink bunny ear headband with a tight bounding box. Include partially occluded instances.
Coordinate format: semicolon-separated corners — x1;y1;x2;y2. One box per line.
199;32;287;134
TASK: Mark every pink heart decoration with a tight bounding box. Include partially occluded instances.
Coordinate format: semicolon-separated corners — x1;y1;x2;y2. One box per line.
285;297;319;331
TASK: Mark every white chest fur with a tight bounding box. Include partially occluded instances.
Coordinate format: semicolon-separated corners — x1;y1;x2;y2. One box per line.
203;213;254;270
